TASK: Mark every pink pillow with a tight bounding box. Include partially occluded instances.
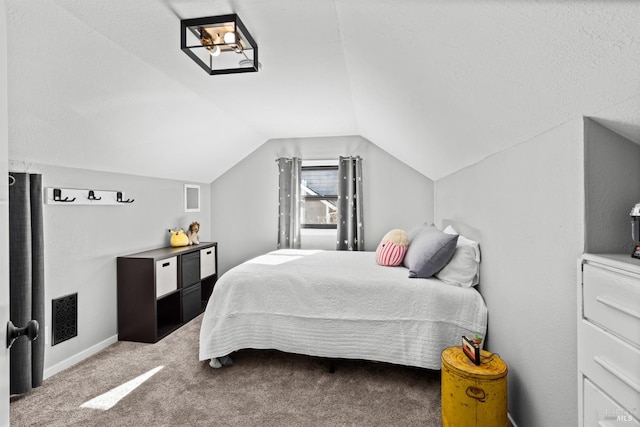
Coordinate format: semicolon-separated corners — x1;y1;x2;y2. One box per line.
376;241;408;266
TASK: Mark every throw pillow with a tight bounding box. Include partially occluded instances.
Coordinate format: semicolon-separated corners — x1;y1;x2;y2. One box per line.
403;225;458;278
376;229;409;266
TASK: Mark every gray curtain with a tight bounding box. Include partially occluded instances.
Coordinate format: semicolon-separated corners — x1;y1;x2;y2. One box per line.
336;156;364;251
9;173;45;395
277;157;302;249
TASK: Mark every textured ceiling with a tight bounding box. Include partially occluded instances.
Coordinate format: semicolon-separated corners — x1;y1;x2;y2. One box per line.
6;0;640;182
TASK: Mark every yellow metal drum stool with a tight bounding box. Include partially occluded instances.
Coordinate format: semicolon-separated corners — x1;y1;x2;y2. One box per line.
441;346;508;426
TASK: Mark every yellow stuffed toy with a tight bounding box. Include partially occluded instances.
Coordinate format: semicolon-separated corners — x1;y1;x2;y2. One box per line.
169;229;189;247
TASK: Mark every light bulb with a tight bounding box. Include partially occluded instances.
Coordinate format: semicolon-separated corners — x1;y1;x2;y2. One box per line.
209;45;220;57
223;31;236;44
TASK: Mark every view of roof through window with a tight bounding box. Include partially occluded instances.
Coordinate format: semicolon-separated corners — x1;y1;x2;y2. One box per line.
301;166;338;228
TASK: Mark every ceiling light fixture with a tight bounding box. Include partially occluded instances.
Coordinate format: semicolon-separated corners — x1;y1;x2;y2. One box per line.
181;14;259;75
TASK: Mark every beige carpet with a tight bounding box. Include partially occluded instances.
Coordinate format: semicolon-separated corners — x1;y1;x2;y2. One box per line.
10;314;442;426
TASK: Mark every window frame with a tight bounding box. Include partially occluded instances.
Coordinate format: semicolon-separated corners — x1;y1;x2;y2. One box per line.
184;184;201;212
300;164;339;230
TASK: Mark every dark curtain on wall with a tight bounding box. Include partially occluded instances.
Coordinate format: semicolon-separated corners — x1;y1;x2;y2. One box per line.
277;157;302;249
9;173;45;395
336;156;364;251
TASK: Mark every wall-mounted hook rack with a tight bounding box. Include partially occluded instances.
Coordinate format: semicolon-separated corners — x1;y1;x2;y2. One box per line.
46;188;135;206
116;192;134;203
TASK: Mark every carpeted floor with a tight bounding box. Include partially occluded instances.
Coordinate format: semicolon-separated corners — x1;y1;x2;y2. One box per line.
10;314;443;426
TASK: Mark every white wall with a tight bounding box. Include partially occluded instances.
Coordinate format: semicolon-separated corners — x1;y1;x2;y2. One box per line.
434;119;584;427
584;118;640;254
210;135;434;274
7;161;210;375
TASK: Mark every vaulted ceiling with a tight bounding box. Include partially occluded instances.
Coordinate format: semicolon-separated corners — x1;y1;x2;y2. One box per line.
6;0;640;183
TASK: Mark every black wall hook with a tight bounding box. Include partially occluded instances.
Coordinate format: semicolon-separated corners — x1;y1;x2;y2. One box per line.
53;188;76;202
87;190;102;201
116;192;134;203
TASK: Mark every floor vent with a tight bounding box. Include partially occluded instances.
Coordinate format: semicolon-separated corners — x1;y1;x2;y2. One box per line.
52;293;78;345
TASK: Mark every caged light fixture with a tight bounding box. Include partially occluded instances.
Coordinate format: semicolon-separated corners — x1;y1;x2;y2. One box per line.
180;14;259;75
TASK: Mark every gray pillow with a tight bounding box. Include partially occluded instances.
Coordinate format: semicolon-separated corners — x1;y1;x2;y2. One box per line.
407;222;429;243
403;226;459;278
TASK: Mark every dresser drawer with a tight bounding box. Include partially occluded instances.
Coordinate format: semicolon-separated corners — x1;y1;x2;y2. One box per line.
181;251;200;288
155;257;177;298
583;263;640;347
182;282;202;323
583;378;639;426
200;247;216;279
579;320;640;418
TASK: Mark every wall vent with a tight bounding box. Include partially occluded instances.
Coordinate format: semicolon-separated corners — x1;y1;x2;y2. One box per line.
52;293;78;345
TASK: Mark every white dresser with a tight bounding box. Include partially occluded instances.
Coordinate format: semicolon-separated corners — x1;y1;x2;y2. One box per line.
579;254;640;426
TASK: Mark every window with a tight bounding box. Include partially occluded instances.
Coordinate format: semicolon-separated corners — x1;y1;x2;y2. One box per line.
300;165;338;229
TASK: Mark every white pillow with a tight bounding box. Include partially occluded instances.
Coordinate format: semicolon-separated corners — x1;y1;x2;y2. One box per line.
435;225;481;287
444;225;480;261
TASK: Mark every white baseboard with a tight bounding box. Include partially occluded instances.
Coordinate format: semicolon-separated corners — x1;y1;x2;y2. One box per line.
508;412;518;427
43;335;118;380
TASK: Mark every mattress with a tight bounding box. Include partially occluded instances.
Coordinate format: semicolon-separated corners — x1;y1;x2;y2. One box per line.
199;249;487;370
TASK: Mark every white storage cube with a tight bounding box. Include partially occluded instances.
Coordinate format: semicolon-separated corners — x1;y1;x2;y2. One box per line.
155;257;177;298
200;247;216;279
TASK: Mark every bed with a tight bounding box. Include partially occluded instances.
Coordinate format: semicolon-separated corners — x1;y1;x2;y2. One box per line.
199;248;487;370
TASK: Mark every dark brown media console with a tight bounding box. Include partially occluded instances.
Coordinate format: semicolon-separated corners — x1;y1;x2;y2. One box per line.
116;242;217;343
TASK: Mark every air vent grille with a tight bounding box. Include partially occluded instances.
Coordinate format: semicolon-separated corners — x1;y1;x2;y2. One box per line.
52;293;78;345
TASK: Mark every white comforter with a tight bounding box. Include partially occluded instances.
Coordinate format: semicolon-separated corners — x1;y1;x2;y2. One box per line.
199;249;487;369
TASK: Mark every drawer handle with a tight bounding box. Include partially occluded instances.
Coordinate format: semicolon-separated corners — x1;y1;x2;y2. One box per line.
465;386;486;402
206;251;212;255
162;262;170;267
593;355;640;394
596;296;640;321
